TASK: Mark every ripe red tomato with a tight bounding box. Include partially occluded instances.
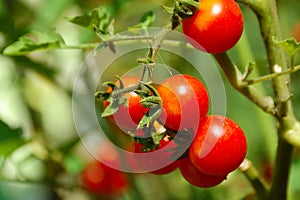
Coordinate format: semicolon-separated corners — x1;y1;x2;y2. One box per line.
131;135;179;174
182;0;244;53
189;115;247;175
179;157;227;188
157;74;209;131
81;161;128;195
104;76;148;131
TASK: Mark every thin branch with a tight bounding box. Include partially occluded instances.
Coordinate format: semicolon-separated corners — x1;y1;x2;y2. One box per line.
243;64;300;86
239;159;270;200
213;53;276;115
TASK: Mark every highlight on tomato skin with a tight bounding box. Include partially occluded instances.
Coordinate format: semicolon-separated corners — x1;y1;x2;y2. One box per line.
179;157;227;188
157;74;209;131
181;0;244;54
189;115;248;176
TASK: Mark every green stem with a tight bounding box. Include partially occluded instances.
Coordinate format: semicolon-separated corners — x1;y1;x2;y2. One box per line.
46;35;153;50
244;64;300;86
270;137;294;200
239;159;269;199
239;0;299;199
213;53;276;115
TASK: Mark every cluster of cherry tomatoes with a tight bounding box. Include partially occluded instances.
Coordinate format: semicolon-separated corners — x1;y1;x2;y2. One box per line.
81;73;247;195
80;0;247;195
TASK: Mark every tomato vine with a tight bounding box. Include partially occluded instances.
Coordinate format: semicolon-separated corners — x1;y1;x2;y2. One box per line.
2;0;300;199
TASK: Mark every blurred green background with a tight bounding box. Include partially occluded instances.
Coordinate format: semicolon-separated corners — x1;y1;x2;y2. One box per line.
1;0;300;199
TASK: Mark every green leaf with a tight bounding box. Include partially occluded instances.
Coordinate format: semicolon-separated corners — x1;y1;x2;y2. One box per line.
101;95;128;117
273;36;300;56
0;120;25;157
67;7;114;39
0;138;25;157
0;120;22;141
128;11;155;30
63;153;84;175
3;31;66;56
101;98;121;117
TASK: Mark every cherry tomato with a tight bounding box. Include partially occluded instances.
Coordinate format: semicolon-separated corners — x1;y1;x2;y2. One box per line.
182;0;244;53
189;115;247;175
104;76;148;131
157;74;209;131
179;157;227;188
81;161;128;195
131;135;179;174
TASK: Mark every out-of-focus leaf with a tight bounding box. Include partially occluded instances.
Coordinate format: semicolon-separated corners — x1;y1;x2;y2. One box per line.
128;11;155;30
67;7;114;40
63;153;84;175
0;120;24;157
3;31;65;56
0;120;22;141
273;36;300;56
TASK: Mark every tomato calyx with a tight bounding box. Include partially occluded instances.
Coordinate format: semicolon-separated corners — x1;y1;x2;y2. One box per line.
95;76;163;129
174;0;199;19
161;0;199;29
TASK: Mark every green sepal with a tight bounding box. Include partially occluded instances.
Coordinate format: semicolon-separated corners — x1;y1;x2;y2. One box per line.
95;91;111;101
3;31;66;56
133;135;158;152
273;36;300;57
101;96;128;117
137;106;162;129
102;81;117;89
174;0;199;19
140;96;162;108
160;4;174;15
168;129;193;161
152;132;166;145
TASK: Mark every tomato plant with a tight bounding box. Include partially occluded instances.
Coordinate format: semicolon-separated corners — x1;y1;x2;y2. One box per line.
181;0;244;53
179;157;227;188
157;74;209;131
189;115;247;175
103;76;149;131
2;0;300;199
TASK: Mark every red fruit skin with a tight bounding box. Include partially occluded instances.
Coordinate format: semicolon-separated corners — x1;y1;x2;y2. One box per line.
182;0;244;54
189;115;247;175
131;135;179;174
179;157;227;188
104;76;148;131
157;74;209;131
81;161;128;195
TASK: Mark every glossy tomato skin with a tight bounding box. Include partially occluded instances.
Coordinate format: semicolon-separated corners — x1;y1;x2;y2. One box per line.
182;0;244;54
157;74;209;131
189;115;247;175
179;157;227;188
132;135;179;174
81;161;128;195
104;76;148;131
